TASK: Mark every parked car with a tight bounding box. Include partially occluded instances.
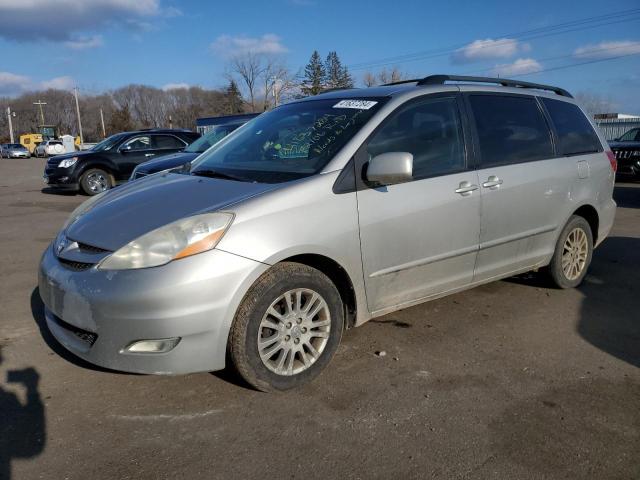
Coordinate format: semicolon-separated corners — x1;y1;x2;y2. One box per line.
39;75;616;391
43;128;200;195
34;139;65;157
130;114;258;180
608;127;640;178
1;143;30;158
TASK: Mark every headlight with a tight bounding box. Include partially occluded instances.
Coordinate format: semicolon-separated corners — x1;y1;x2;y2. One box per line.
59;157;78;168
98;212;234;270
62;190;108;229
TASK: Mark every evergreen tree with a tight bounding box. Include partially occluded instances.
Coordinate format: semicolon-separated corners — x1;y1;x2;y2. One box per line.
325;51;353;90
225;80;244;114
301;50;326;96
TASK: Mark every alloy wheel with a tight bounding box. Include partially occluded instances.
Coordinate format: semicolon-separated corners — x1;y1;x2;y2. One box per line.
87;172;108;193
258;288;331;376
561;227;588;281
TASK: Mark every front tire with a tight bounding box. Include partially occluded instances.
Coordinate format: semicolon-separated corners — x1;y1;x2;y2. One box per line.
548;215;593;289
229;262;344;392
80;168;112;195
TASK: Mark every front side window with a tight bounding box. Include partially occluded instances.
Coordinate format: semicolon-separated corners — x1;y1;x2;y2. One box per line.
186;125;240;153
367;96;465;180
192;97;385;183
469;94;553;166
541;98;602;155
153;135;185;150
122;136;151;151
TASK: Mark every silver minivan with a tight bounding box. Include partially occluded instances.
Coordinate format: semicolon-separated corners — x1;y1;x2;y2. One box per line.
39;75;616;391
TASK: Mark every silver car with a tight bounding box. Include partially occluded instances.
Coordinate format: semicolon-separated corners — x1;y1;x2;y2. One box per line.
1;143;30;158
39;75;616;391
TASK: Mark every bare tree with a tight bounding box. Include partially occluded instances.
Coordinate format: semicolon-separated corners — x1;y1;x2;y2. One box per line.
261;58;295;110
574;91;616;117
377;67;408;85
362;72;377;87
228;52;265;112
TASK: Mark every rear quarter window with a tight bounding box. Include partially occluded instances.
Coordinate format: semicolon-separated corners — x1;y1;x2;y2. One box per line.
541;98;602;156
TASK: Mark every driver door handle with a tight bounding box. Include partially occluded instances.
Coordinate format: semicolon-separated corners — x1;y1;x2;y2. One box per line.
455;181;479;196
145;153;155;157
482;176;503;189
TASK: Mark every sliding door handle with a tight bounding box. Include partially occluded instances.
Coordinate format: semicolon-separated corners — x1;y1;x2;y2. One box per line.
482;176;503;189
455;181;479;196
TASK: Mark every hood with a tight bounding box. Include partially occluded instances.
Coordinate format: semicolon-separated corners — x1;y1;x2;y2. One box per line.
66;173;277;251
136;152;199;174
48;150;94;164
609;140;640;149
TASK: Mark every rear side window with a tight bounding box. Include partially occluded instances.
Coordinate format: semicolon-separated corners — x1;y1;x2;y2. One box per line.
469;95;553;167
541;98;602;155
153;135;185;149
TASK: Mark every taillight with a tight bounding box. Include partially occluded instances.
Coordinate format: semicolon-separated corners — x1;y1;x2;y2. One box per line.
606;150;617;173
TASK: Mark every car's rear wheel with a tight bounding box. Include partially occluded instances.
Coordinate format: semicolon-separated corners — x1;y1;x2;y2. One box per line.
80;168;112;195
229;262;344;392
548;215;593;289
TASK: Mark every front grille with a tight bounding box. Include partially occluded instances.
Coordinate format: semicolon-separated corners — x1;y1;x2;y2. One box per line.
58;258;95;271
77;242;109;254
50;312;98;346
614;149;640;160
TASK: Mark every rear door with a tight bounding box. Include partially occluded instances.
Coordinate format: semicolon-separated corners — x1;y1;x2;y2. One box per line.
356;94;481;313
151;134;188;158
465;93;568;280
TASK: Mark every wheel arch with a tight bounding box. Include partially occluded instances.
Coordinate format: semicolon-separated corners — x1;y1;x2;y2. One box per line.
279;253;358;329
572;204;599;245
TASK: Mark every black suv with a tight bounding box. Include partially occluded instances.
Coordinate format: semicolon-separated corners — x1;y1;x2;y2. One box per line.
609;127;640;178
43;129;200;195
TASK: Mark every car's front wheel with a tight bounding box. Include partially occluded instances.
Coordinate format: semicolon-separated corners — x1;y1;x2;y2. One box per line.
548;215;593;288
229;262;344;392
80;168;113;195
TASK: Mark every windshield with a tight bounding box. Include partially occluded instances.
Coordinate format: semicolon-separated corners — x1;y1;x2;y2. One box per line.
191;98;386;183
92;133;127;151
619;128;640;142
185;124;242;153
9;144;24;148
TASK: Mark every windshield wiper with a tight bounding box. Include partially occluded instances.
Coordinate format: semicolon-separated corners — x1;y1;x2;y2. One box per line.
190;169;248;182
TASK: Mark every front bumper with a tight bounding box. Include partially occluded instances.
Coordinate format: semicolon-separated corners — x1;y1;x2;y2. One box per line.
38;244;269;374
9;152;30;158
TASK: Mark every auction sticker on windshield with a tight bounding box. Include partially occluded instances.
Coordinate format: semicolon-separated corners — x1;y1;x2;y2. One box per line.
333;100;378;110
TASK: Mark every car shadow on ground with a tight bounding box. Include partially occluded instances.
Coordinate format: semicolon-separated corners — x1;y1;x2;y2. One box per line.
577;236;640;368
40;188;77;196
613;184;640;209
0;345;46;480
29;288;135;375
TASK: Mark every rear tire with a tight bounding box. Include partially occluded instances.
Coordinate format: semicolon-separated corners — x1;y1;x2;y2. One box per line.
229;262;344;392
79;168;113;196
547;215;593;289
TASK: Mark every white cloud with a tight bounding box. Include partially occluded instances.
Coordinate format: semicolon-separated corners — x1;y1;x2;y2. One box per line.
490;58;543;77
452;38;529;64
574;41;640;59
0;71;31;95
162;83;190;91
64;35;104;50
0;71;75;95
40;76;75;91
210;33;288;57
0;0;169;42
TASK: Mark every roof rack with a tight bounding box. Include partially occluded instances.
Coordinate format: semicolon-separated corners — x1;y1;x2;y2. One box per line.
383;74;572;98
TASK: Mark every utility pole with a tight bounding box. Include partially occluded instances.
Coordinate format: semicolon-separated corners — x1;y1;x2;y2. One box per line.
33;100;47;125
168;115;173;129
6;107;15;143
73;87;84;149
99;108;106;138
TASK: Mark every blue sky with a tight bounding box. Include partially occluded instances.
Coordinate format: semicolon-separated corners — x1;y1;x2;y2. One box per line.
1;0;639;112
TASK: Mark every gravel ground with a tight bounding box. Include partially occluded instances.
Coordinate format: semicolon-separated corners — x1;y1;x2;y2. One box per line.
1;158;638;480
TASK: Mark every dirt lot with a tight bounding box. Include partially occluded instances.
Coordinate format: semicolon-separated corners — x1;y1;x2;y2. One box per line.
1;158;638;480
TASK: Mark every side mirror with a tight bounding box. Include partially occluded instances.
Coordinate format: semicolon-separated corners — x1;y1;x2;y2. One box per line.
366;152;413;186
119;144;132;153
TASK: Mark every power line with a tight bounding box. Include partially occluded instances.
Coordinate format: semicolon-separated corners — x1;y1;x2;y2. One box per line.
510;51;640;78
348;8;640;71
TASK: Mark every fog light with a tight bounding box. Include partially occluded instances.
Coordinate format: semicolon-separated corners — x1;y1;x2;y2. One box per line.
59;176;69;182
123;337;181;353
